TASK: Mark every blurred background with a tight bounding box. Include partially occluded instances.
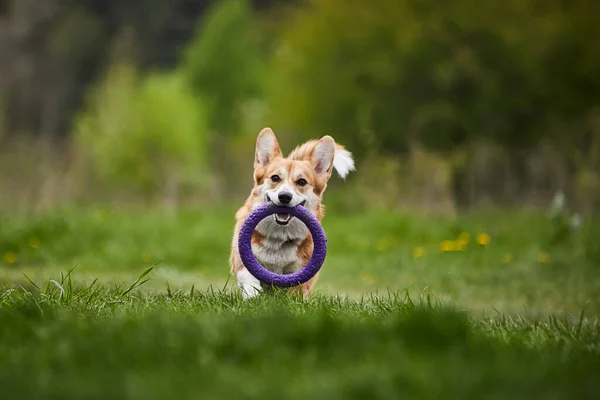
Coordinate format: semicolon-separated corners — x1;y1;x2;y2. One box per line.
1;0;600;313
1;0;599;213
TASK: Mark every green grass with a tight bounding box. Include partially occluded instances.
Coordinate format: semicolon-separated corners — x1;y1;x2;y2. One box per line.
1;206;600;398
1;206;599;314
0;272;599;400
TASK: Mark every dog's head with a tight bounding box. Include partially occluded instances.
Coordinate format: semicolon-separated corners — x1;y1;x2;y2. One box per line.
250;128;354;229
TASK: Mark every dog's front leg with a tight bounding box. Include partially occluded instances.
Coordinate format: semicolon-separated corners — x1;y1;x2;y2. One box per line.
236;268;262;299
230;223;262;300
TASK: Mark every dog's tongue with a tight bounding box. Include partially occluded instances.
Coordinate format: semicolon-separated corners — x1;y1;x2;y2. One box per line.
277;213;290;220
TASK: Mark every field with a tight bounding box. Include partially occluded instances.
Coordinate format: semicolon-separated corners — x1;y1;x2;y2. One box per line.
1;205;600;399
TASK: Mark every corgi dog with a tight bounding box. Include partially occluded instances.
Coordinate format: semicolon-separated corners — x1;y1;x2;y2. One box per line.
229;128;355;299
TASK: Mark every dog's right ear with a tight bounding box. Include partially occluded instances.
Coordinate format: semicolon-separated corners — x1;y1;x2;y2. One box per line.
254;128;282;169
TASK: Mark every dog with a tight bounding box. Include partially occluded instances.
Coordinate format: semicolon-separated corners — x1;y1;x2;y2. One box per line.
229;128;355;299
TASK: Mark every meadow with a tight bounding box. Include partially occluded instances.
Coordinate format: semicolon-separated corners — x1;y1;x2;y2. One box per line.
2;0;599;397
1;205;599;399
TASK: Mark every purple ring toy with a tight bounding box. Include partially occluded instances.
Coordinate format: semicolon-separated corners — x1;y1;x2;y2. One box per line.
238;203;327;287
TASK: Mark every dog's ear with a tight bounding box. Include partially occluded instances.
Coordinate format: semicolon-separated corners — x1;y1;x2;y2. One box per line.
310;136;336;178
254;128;282;169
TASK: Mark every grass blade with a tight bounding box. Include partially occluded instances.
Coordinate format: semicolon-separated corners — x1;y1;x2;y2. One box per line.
22;273;41;291
119;261;160;298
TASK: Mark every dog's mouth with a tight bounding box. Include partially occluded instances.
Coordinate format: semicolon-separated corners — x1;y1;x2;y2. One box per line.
265;195;306;226
274;213;292;226
272;200;307;225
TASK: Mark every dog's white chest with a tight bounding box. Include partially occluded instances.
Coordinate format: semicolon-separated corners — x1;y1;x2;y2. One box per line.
252;217;308;274
252;239;299;274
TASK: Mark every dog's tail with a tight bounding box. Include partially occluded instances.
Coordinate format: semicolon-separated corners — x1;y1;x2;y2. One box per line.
332;144;355;179
289;139;355;179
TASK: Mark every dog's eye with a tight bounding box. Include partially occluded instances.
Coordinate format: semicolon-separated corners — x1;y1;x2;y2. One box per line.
296;178;307;187
271;175;281;183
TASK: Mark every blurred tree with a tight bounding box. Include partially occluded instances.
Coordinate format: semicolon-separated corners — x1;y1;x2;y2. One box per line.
75;63;208;209
181;0;267;194
2;0;600;210
182;0;264;136
266;0;600;209
0;0;282;141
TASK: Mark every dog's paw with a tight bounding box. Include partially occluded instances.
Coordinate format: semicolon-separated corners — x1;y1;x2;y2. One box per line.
237;268;262;300
240;286;261;300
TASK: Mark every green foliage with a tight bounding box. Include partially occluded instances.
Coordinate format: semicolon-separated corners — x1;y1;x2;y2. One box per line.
182;0;265;137
266;0;600;159
583;218;600;266
0;275;599;399
75;63;208;200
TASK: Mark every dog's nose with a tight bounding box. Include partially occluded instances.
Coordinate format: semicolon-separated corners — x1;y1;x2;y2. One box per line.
278;191;293;204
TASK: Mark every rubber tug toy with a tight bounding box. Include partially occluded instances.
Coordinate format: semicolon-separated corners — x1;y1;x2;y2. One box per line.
237;203;327;288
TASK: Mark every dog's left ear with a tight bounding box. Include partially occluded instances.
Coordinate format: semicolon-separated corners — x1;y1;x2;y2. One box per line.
310;136;336;179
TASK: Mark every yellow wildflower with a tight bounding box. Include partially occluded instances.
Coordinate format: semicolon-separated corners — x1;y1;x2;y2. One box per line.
3;251;17;264
142;254;153;263
502;253;512;264
440;240;456;252
538;252;550;263
476;233;491;246
412;246;425;258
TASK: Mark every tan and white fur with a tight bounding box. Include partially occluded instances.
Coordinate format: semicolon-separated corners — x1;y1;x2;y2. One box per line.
229;128;355;299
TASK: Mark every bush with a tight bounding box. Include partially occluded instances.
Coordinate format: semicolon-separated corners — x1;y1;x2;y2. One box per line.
181;0;264;138
74;63;208;207
265;0;600;160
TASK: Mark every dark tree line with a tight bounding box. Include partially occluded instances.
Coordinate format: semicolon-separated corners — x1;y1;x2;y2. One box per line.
0;0;284;141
